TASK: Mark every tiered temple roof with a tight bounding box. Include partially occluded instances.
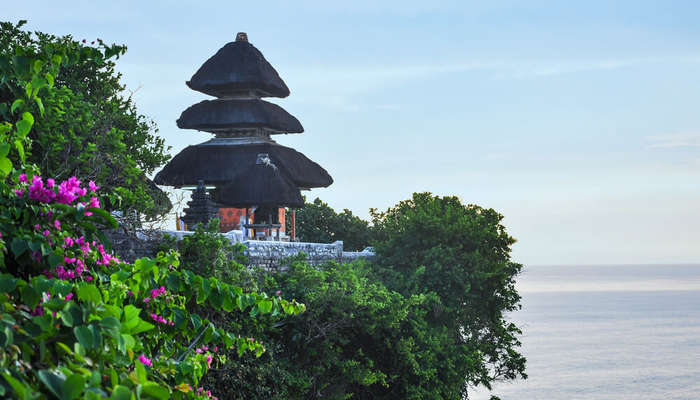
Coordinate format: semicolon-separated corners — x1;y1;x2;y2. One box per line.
155;32;332;231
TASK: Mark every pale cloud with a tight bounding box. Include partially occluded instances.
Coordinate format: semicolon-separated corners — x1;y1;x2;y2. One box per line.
647;133;700;149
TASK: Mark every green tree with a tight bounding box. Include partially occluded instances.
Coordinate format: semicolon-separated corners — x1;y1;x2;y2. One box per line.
0;20;171;219
291;197;372;251
371;192;527;395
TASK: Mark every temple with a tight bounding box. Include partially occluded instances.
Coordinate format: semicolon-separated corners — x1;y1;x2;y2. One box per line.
155;32;333;239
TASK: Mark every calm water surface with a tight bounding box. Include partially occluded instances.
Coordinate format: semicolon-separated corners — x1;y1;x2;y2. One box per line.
471;264;700;400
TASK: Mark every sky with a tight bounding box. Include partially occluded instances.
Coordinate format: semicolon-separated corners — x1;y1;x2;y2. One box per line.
6;1;700;265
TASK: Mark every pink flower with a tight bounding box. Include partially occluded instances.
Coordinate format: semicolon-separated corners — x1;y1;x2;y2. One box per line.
18;173;27;183
143;298;150;303
85;276;93;282
275;290;281;295
47;178;55;188
53;220;61;230
14;189;24;197
137;354;153;367
88;196;100;208
42;230;50;237
206;355;213;367
65;293;74;301
88;181;99;192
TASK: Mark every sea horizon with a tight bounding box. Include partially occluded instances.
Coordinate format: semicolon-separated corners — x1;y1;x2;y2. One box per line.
471;263;700;399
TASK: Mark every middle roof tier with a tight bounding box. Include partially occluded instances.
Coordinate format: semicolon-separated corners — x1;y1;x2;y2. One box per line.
177;98;304;135
153;140;333;189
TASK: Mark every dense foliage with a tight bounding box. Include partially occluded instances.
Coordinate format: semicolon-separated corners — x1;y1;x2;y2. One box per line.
290;198;372;251
371;193;527;394
0;29;304;399
176;210;525;399
0;20;171;219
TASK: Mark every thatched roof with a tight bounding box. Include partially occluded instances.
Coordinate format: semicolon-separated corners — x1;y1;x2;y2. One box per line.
186;34;290;98
153;141;333;189
177;99;303;134
212;160;304;208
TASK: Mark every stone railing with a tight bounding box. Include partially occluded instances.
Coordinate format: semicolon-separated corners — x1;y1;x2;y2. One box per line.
105;229;375;268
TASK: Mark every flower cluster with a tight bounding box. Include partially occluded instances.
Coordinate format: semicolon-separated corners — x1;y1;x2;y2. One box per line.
147;286;166;301
195;386;218;400
137;354;153;367
150;312;175;326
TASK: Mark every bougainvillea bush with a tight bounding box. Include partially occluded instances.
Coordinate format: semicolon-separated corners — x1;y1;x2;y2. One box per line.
0;23;304;399
0;174;304;399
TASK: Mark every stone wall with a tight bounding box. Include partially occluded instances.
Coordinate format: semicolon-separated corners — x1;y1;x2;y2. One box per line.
105;229;374;268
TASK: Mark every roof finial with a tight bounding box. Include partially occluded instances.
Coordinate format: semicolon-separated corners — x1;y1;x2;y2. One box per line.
236;32;248;42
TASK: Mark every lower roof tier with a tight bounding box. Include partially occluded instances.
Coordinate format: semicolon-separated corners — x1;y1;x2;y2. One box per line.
154;140;333;189
212;161;304;208
177;98;303;134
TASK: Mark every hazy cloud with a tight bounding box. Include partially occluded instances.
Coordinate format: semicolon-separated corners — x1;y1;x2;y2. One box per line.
648;133;700;149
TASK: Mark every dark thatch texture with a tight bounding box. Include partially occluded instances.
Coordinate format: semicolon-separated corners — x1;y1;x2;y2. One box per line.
212;162;304;208
186;40;290;98
176;99;303;134
154;142;333;189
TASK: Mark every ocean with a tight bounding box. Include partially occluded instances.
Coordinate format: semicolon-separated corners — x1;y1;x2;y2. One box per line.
470;264;700;400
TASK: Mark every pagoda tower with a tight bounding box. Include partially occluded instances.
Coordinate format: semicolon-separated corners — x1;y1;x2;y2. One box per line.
155;32;333;235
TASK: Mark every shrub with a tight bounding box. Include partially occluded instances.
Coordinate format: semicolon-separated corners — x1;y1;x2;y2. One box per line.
290;198;372;251
0;172;303;399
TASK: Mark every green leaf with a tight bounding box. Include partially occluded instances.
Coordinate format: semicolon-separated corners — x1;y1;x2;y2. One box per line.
15;112;34;139
110;385;131;400
0;274;18;293
13;140;24;161
48;254;63;268
21;285;40;309
74;325;94;349
33;59;43;74
85;207;118;229
10;238;28;257
122;305;141;332
135;258;156;275
61;302;83;327
258;299;273;314
2;373;27;399
3;326;13;347
37;370;66;399
99;316;121;338
35;97;44;117
10;99;24;114
63;374;86;399
134;362;147;383
142;383;170;400
0;143;9;158
77;283;102;304
88;323;102;349
131;319;155;335
165;273;180;291
190;314;202;331
0;157;11;176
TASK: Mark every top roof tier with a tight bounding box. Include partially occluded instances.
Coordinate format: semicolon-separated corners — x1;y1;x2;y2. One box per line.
186;32;290;98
